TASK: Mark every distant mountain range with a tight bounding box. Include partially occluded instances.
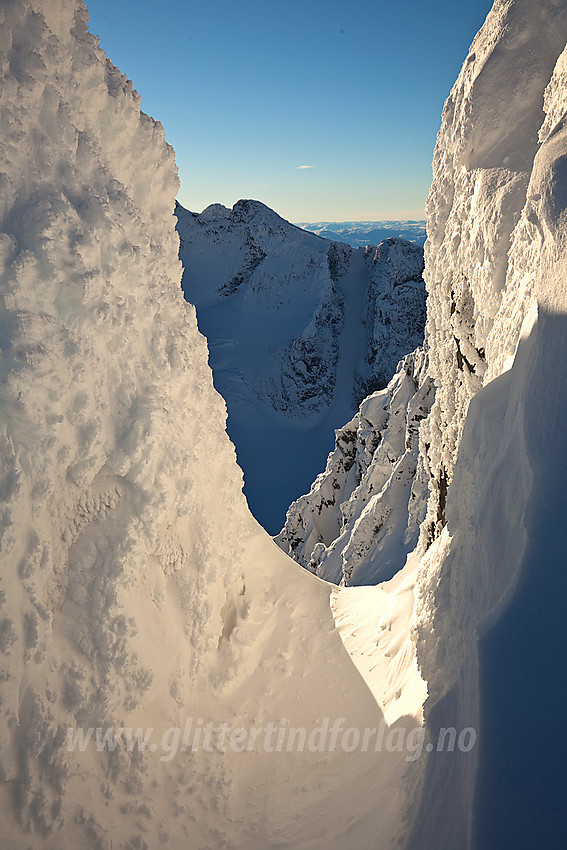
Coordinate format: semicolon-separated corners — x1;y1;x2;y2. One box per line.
296;220;427;248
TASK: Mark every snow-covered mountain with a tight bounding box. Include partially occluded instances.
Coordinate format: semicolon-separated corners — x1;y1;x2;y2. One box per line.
176;200;426;532
2;0;567;847
296;220;427;248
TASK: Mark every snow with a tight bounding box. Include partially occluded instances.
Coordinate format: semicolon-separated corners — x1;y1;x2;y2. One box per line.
407;2;567;845
419;0;567;545
277;349;434;586
176;200;426;533
3;0;567;846
330;550;427;727
0;2;428;847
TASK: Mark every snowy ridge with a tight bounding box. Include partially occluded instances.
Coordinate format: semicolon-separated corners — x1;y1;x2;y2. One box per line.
176;199;425;532
277;348;434;586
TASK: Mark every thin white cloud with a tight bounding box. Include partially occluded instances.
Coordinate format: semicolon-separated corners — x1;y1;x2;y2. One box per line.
297;165;316;169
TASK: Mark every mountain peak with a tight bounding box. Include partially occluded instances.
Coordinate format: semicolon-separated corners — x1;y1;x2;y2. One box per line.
231;197;289;225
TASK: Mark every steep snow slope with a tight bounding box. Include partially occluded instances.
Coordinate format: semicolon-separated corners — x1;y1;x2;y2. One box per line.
0;2;428;848
176;201;426;532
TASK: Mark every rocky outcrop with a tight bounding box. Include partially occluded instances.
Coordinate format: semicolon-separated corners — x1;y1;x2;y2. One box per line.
277;348;434;584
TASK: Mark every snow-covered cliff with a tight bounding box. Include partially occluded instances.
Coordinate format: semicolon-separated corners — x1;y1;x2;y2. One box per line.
176;200;425;532
419;0;567;546
277;349;434;586
410;1;567;846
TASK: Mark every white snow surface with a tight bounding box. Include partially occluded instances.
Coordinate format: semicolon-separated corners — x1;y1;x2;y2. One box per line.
419;0;567;545
175;200;426;533
414;0;567;697
408;2;567;846
0;2;428;848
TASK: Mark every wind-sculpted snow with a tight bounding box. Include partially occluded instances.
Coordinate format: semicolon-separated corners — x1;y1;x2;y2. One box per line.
419;0;567;546
0;2;429;847
277;349;434;586
0;0;252;836
408;2;567;846
177;200;426;532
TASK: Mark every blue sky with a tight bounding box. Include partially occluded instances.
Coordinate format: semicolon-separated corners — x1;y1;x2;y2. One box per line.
85;0;493;222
